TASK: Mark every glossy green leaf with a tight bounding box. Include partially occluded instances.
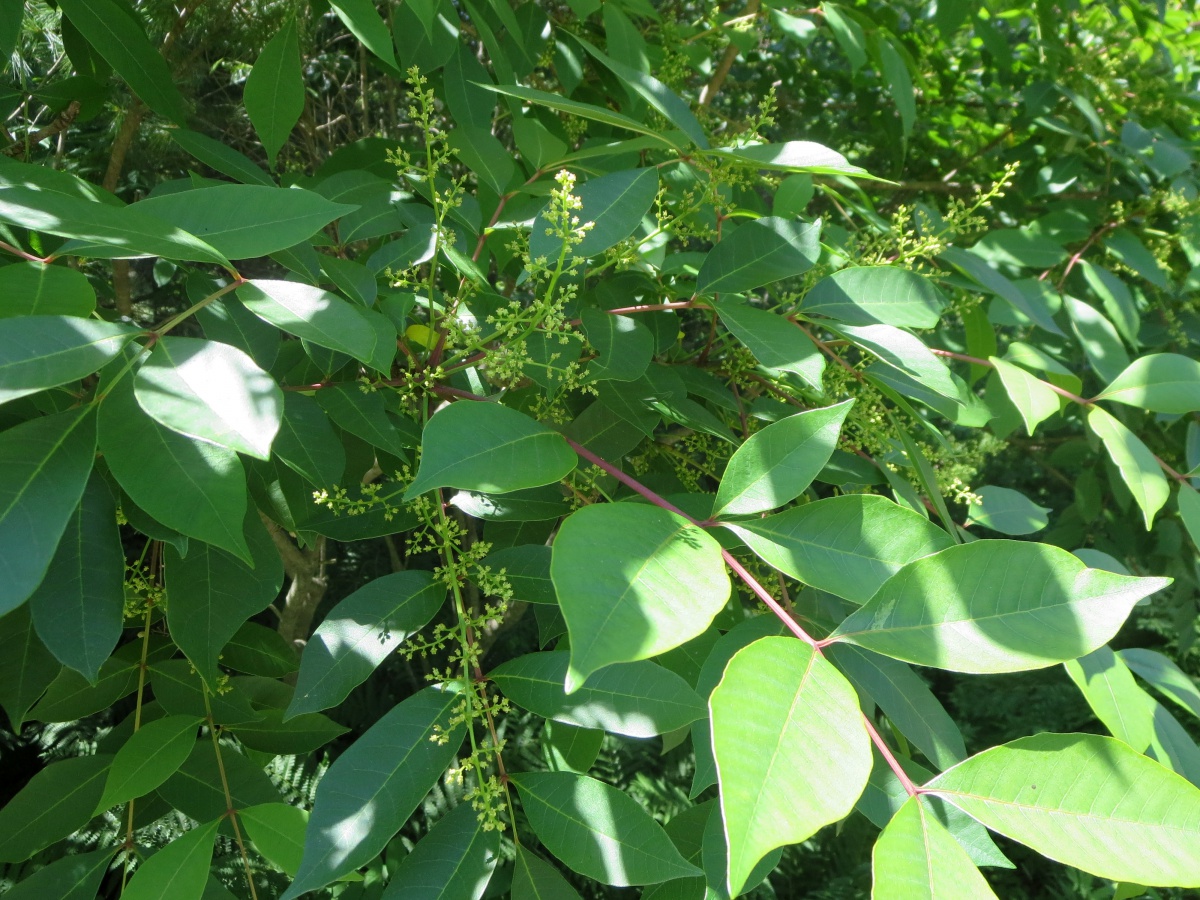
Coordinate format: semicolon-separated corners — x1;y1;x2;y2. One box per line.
194;286;280;369
0;754;111;862
871;795;997;899
712;400;852;518
1097;354;1200;414
100;373;249;561
134;337;283;460
170;129;275;186
329;0;400;71
0;261;96;318
57;0;187;123
490;652;705;738
272;392;345;485
711;637;872;896
542;720;603;774
964;485;1050;535
513;845;584;900
237;279;383;368
220;622;299;678
164;512;282;687
480;544;554;603
1;846;114;900
156;737;280;821
0;604;60;730
728;494;953;604
839;323;959;400
380;801;499;899
800;266;946;328
134;186;351;261
715;300;824;389
0;407;96;614
698;218;821;295
316;382;409;459
551;502;730;691
927;733;1200;886
98;715;201;810
287;571;443;717
282;687;466;899
229;709;349;754
481;84;679;148
1104;227;1167;288
1079;260;1139;347
122;818;220;900
529;168;660;261
831;541;1172;673
704;141;869;177
405;401;577;498
240;803;307;877
0;316;137;405
244;20;304;167
878;36;916;137
512;771;701;886
939;248;1064;336
1065;296;1129;384
1119;647;1200;722
1088;406;1169;529
29;473;125;681
581;307;654;383
1064;646;1156;749
990;356;1061;436
972;229;1067;269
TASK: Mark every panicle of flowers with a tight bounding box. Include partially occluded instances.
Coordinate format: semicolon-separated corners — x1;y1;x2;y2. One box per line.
123;562;165;619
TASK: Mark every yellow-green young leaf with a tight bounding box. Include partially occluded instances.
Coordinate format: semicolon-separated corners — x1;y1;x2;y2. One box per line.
405;401;577;499
551;503;730;692
800;265;947;328
490;652;705;738
0;407;96;615
727;494;954;604
927;733;1200;887
0;316;136;404
1088;406;1169;529
529;168;660;261
713;400;852;518
286;571;444;718
698;217;821;296
1;846;114;900
97;715;201;810
712;637;871;896
134;337;284;460
281;687;466;899
871;796;997;899
240;803;308;877
122;818;220;900
0;755;111;862
244;20;304;167
379;802;499;899
1097;353;1200;414
513;845;584;900
512;772;702;886
715;300;824;389
989;356;1060;436
831;541;1171;674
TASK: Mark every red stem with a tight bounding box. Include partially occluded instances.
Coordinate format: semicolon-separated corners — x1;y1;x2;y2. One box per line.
863;714;920;796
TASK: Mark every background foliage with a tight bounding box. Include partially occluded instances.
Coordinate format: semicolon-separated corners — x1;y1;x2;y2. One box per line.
2;0;1200;897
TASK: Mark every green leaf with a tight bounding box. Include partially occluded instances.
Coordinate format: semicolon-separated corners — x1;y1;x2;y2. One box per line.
1;846;114;900
194;286;280;369
237;279;384;369
697;218;821;296
122;819;220;900
29;473;125;681
703;141;869;177
272;392;345;485
97;715;201;810
529;168;660;261
316;382;410;459
964;485;1050;535
0;604;61;730
0;262;96;318
229;709;350;755
871;795;997;899
164;512;283;687
156;738;280;821
490;651;706;738
580;307;654;383
800;266;946;328
328;0;400;71
100;372;249;561
0;754;111;862
1097;354;1200;414
727;494;953;604
244;20;304;167
379;802;499;899
831;541;1172;673
711;637;872;896
1078;261;1139;347
513;845;584;900
989;356;1060;436
1065;296;1129;384
32;654;139;722
1064;646;1156;750
972;229;1068;270
405;401;577;498
282;687;466;899
240;803;307;877
878;36;916;137
480;544;554;603
837;323;959;400
287;571;444;718
700;800;782;899
220;622;299;678
0;316;136;405
715;300;824;389
542;720;604;773
712;400;852;518
57;0;187;123
134;337;283;460
1119;647;1200;723
927;733;1200;886
938;248;1064;336
449;126;515;194
511;771;702;886
1104;227;1168;288
551;502;730;691
133;186;352;261
0;407;96;614
1088;406;1169;529
480;84;680;149
170;129;275;187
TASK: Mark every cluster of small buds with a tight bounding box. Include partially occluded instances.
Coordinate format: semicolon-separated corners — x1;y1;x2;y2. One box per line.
312;482;405;522
123;563;166;618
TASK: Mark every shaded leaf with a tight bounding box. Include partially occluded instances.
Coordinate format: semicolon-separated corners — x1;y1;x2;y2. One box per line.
698;218;821;296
